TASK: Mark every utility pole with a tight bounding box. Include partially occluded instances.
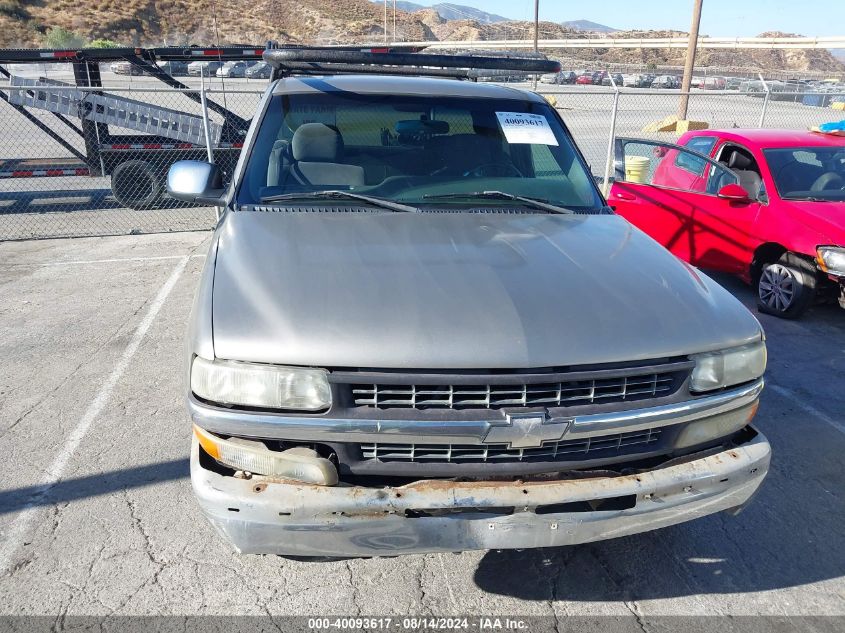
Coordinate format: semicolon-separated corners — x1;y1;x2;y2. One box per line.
393;0;397;42
532;0;540;89
678;0;703;120
383;1;387;44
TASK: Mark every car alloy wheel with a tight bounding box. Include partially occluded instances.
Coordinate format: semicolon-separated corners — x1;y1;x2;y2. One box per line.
758;263;795;312
755;253;817;319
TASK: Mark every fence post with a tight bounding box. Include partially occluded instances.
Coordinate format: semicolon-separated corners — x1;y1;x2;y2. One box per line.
602;81;621;196
199;82;221;220
757;73;771;128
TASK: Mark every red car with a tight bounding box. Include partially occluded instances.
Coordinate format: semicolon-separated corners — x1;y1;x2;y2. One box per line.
575;73;594;85
610;129;845;318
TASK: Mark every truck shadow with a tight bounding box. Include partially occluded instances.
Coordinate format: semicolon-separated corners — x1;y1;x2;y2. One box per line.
0;189;201;214
473;454;845;599
705;270;842;325
0;189;121;214
473;270;845;599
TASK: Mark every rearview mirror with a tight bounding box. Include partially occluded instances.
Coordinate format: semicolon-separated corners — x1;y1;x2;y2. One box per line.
717;183;751;202
167;160;226;205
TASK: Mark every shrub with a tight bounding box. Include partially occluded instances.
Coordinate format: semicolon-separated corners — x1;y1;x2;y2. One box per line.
42;26;87;49
89;38;121;48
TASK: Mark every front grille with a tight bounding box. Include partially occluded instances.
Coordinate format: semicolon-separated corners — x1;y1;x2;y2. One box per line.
361;428;662;464
351;373;677;410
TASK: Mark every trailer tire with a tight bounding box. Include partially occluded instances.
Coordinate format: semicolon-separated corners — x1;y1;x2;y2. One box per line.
111;160;163;210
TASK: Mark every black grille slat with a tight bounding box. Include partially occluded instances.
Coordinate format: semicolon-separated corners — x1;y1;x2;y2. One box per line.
351;371;681;410
360;429;662;464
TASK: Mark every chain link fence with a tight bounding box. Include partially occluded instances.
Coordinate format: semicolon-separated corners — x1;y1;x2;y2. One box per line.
536;85;845;192
1;67;843;241
0;64;265;241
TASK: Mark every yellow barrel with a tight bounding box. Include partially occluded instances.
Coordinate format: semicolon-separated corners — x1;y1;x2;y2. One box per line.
624;156;650;184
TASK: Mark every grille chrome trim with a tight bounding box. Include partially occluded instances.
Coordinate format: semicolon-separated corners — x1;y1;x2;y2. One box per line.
351;373;677;410
188;379;764;445
361;428;662;463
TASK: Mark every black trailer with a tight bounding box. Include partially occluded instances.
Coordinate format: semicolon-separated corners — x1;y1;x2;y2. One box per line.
0;46;273;209
0;44;547;210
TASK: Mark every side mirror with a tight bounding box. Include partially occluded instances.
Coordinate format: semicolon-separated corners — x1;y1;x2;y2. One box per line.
717;183;752;202
167;160;226;205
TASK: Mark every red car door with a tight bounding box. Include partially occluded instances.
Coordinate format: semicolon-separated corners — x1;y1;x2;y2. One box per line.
610;138;760;274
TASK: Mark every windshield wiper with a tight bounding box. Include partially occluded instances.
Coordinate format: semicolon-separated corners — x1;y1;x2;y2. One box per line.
259;190;418;213
783;196;835;202
422;191;573;214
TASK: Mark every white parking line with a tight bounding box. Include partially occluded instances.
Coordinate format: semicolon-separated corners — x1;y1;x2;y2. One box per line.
769;384;845;437
0;256;189;574
8;253;206;267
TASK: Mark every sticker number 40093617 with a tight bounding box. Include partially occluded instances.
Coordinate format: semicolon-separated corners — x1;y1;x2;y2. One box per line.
495;112;559;146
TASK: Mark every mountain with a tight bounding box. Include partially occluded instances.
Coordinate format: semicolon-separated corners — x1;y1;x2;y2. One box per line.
429;3;508;23
0;0;841;74
372;2;508;23
373;1;427;13
562;20;617;33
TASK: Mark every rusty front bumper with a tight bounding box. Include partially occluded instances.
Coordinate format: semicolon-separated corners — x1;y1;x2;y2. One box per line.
191;430;770;557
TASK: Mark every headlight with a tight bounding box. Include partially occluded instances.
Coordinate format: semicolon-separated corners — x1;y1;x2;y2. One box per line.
674;402;759;449
191;357;331;411
193;425;338;485
690;341;767;393
816;246;845;277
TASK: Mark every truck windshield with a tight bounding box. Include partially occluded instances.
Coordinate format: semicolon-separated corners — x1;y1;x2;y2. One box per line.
764;146;845;201
237;92;604;212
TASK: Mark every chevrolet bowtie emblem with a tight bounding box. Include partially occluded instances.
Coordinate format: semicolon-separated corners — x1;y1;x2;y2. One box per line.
483;412;573;449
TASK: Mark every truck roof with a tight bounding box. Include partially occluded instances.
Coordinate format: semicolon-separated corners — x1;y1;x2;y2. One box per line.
270;75;546;102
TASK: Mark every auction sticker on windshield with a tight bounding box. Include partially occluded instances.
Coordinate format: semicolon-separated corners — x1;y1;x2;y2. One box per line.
495;112;558;146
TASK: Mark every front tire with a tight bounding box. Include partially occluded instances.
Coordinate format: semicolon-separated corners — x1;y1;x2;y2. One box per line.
756;253;817;319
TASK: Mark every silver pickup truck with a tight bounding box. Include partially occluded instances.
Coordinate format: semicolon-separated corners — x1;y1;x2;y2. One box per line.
168;51;770;558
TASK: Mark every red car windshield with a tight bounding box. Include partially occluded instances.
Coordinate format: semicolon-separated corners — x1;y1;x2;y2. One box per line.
764;146;845;201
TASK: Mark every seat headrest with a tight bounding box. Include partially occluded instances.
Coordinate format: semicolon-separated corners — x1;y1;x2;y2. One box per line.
728;151;753;170
292;123;342;162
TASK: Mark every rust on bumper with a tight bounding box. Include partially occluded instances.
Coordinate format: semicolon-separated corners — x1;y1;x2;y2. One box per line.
191;430;771;557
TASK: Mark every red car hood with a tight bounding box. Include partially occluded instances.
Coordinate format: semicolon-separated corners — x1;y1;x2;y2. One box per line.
780;198;845;245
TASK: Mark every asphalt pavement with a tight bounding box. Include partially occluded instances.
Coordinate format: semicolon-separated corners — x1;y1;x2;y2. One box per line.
0;232;843;626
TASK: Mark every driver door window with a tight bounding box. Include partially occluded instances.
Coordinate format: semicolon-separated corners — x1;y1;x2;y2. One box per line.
610;138;755;273
715;143;766;201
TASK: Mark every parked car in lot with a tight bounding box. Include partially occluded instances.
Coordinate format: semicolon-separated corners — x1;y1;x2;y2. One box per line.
601;73;624;87
217;61;252;78
540;70;577;85
109;61;146;76
187;61;223;77
156;60;189;76
575;72;594;85
167;51;771;558
592;70;608;85
651;75;680;89
702;76;727;90
611;129;845;318
630;74;654;88
245;61;272;79
559;70;577;84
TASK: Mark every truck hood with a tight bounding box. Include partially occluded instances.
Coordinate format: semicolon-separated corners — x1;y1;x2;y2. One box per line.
209;211;762;369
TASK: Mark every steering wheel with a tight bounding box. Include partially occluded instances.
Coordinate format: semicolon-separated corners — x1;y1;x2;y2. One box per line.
462;162;524;178
810;172;844;192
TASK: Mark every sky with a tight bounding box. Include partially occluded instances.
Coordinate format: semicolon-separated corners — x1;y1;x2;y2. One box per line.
406;0;845;37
